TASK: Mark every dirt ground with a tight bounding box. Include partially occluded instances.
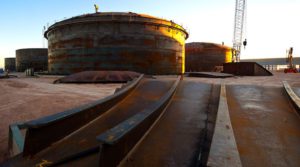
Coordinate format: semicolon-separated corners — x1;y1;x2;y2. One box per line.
0;71;299;163
0;75;121;163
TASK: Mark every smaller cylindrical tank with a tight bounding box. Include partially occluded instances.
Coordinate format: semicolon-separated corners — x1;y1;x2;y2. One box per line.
16;48;48;72
185;42;232;72
4;58;16;72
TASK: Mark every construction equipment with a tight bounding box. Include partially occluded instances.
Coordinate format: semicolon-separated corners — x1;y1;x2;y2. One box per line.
94;4;99;13
284;47;298;73
232;0;247;62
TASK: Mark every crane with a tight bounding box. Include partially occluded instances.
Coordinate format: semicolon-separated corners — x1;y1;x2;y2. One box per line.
232;0;247;62
284;47;298;73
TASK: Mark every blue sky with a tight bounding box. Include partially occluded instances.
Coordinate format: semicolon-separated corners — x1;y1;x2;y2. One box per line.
0;0;299;68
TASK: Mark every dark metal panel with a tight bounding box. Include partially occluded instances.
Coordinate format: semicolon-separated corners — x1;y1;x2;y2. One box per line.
16;48;48;72
186;72;234;78
223;62;272;76
4;58;16;72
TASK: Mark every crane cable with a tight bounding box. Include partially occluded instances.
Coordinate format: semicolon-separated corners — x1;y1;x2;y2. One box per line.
243;0;247;49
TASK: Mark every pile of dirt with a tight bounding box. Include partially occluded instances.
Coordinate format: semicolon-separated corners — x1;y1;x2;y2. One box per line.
0;75;17;79
54;71;141;84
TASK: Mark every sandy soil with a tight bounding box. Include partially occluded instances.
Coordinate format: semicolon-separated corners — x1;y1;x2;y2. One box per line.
0;75;121;162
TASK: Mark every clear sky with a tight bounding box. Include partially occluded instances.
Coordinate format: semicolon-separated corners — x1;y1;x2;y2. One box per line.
0;0;299;68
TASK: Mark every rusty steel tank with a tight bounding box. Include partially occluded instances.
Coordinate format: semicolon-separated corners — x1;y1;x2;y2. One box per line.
16;48;48;72
4;58;16;72
185;42;232;72
44;12;188;75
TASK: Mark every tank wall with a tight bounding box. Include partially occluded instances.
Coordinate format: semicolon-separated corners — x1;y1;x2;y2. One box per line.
16;49;48;72
47;20;187;75
185;43;232;72
4;58;16;71
225;50;233;63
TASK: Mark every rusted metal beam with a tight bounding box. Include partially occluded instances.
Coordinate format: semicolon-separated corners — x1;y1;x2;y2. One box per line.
283;81;300;113
96;76;180;167
8;123;26;156
22;75;143;157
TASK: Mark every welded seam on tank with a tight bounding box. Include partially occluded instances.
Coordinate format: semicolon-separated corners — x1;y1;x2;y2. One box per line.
45;20;188;39
197;83;214;166
46;16;187;31
207;84;242;167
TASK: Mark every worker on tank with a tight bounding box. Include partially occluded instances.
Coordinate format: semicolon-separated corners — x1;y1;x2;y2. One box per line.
94;4;99;13
5;69;9;77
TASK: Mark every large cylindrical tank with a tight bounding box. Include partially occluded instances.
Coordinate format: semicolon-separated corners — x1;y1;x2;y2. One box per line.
44;12;188;75
16;48;48;72
4;58;16;72
185;42;232;72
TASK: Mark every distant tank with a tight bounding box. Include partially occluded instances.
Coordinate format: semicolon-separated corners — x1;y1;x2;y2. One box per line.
4;58;16;72
44;12;188;75
185;42;232;72
16;48;48;72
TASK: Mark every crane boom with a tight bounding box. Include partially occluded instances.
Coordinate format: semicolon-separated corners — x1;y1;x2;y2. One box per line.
233;0;246;62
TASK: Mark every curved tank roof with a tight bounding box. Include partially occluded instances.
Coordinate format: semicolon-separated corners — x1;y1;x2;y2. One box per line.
4;57;15;60
186;42;232;50
16;48;48;52
44;12;188;39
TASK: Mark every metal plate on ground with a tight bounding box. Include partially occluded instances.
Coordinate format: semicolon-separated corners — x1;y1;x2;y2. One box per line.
226;85;300;167
119;81;220;167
